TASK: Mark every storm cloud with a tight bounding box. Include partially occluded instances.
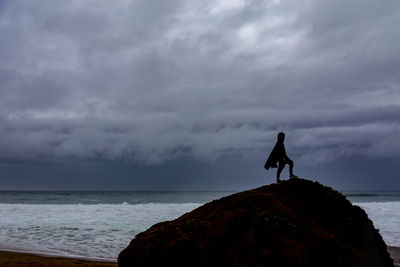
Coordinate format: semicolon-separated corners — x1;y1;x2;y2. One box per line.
0;0;399;189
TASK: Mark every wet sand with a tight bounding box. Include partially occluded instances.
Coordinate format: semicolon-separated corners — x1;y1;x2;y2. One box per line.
388;246;400;267
0;250;117;267
1;247;398;266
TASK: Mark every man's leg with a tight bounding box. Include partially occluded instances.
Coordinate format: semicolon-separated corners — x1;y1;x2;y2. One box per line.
287;158;294;176
286;157;297;178
277;161;285;182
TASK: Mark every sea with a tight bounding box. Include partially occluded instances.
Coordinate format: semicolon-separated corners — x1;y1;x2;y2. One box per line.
0;190;399;261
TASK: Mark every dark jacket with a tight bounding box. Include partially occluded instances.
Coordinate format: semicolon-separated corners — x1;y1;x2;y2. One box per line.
264;140;286;170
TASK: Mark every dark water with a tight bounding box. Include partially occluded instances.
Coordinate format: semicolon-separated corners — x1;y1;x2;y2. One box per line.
1;190;399;205
0;191;235;205
343;191;400;203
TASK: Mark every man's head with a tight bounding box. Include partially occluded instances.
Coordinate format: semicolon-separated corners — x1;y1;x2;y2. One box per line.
277;132;285;142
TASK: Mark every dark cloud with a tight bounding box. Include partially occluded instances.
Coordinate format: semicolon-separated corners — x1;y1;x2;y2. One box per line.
0;0;399;189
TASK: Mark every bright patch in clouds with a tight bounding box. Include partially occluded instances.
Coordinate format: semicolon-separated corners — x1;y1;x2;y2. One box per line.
0;0;399;166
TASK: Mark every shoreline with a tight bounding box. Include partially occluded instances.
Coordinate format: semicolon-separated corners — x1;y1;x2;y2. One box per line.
1;246;398;266
0;250;117;267
0;248;115;262
388;246;400;266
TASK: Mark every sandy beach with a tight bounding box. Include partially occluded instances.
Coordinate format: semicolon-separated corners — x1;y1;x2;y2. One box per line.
0;250;117;267
0;247;398;266
388;246;400;266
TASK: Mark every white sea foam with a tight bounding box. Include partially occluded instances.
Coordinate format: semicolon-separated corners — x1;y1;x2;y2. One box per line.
0;202;201;260
354;202;400;247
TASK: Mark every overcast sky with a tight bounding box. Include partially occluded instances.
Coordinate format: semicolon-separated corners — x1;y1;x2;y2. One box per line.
0;0;399;190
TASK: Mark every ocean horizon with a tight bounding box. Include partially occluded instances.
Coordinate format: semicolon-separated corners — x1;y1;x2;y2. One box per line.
1;190;399;261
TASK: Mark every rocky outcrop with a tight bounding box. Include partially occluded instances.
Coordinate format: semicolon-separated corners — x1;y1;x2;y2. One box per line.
118;178;393;266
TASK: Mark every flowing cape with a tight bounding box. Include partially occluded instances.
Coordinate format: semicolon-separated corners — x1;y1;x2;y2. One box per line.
264;141;286;170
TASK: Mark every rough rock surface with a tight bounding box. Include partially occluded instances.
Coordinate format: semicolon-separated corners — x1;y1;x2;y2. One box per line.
118;178;393;267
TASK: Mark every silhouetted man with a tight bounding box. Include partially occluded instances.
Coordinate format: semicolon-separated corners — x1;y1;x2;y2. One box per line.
264;132;298;183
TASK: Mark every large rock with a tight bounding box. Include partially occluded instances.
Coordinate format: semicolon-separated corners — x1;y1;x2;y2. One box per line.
118;178;393;266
